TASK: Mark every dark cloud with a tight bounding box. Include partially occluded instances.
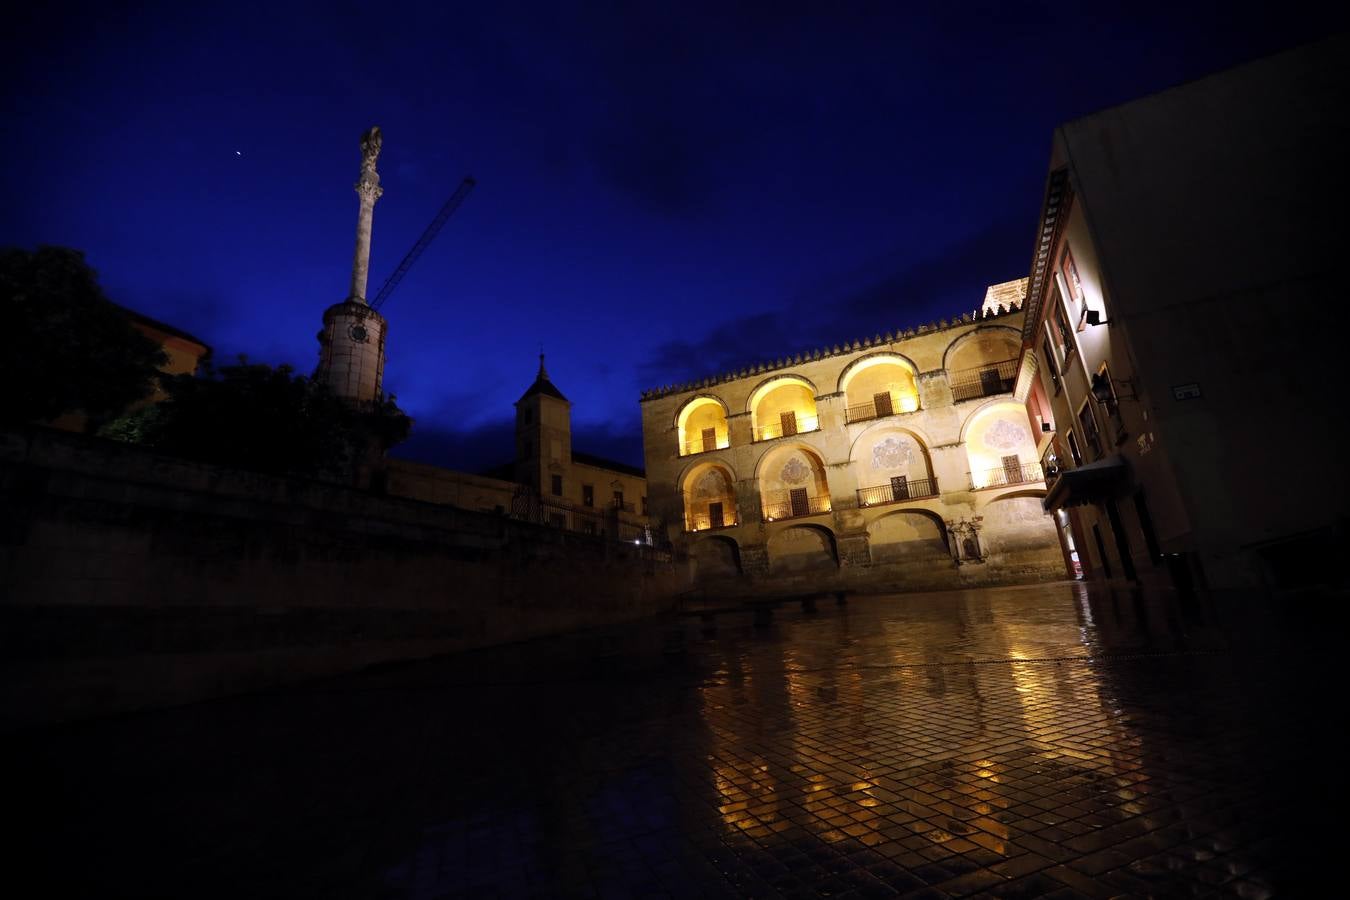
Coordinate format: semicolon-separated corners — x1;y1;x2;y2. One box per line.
639;213;1034;388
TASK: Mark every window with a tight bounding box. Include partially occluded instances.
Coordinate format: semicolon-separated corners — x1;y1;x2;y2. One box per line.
613;490;624;508
1077;400;1102;459
582;485;594;507
1051;292;1076;364
1061;246;1084;304
1041;336;1061;393
523;408;533;424
641;496;648;516
550;474;562;496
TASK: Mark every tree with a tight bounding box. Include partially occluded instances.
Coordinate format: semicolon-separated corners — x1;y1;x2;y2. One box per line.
110;360;411;478
0;246;167;427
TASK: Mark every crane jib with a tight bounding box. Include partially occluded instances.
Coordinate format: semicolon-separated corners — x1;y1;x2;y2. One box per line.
370;176;476;311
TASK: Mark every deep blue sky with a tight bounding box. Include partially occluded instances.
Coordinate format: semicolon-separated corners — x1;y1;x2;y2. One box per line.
5;2;1344;471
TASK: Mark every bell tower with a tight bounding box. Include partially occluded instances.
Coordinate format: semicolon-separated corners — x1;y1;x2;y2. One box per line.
514;353;571;494
317;125;388;406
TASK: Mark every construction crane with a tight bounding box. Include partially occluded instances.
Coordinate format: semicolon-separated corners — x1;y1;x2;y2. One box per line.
369;175;476;311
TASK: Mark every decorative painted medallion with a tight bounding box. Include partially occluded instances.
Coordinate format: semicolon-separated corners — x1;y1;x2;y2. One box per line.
871;436;916;470
984;419;1027;451
780;457;811;485
694;471;725;499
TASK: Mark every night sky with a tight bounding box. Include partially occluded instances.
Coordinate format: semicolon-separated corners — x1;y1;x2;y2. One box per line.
5;3;1345;472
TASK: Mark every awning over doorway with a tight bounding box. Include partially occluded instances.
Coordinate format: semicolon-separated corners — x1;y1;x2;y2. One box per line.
1043;456;1130;511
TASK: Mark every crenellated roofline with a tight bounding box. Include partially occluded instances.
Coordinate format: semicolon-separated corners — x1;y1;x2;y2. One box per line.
639;298;1023;403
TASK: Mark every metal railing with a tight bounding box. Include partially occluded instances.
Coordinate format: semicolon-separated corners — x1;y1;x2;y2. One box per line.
971;462;1044;490
856;477;939;507
844;395;920;424
680;435;730;456
949;358;1018;402
681;492;738;532
611;500;635;513
753;413;820;442
762;494;831;521
684;511;740;532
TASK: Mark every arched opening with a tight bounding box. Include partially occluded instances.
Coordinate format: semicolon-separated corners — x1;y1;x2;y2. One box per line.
691;535;742;578
676;396;730;457
767;525;838;574
945;328;1021;402
963;401;1042;489
867;511;950;565
681;462;739;532
749;376;819;442
979;494;1059;555
839;355;920;424
851;427;937;506
758;444;830;521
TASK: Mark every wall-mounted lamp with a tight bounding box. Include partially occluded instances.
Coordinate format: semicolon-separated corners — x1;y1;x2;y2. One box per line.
1091;372;1138;404
1085;309;1111;326
1041;421;1052;433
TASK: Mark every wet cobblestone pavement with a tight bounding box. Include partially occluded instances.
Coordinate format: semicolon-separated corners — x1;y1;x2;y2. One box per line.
6;583;1336;898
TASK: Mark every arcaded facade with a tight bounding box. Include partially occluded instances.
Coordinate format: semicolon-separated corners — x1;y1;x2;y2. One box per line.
640;281;1067;595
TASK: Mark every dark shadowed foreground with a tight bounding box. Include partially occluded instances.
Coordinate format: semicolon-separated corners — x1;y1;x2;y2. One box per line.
6;583;1334;898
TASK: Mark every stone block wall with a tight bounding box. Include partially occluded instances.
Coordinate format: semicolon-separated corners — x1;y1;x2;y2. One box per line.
0;428;683;730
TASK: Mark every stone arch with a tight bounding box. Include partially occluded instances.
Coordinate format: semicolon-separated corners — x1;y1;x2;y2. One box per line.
837;352;922;421
851;425;937;505
690;535;742;578
978;493;1058;554
941;325;1022;372
767;524;839;574
756;443;831;521
836;351;921;394
680;461;740;531
674;394;731;456
747;374;819;441
866;509;950;565
961;400;1040;489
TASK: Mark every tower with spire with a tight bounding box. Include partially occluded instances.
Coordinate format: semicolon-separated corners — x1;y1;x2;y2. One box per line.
514;352;572;494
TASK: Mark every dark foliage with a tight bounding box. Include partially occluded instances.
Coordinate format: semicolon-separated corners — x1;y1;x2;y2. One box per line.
0;246;167;426
109;361;411;478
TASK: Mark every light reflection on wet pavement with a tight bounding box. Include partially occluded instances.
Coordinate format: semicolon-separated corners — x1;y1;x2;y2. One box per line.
7;582;1331;898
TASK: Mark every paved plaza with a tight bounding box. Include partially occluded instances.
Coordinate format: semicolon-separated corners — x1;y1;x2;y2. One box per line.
6;583;1332;898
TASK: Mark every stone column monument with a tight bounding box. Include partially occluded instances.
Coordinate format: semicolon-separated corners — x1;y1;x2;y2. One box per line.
317;126;388;406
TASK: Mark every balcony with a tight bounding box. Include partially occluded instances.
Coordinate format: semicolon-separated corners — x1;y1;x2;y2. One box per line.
680;435;731;457
949;358;1018;403
754;414;820;442
844;395;920;425
856;477;939;508
762;493;831;522
970;462;1044;490
685;511;739;532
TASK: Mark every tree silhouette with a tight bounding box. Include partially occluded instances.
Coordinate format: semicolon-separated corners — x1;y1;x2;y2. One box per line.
0;246;166;427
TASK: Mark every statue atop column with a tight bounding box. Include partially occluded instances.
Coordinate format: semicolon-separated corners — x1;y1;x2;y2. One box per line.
349;125;384;304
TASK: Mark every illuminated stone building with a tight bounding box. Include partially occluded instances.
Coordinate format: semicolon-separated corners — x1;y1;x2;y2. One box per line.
640;280;1067;594
1015;36;1346;591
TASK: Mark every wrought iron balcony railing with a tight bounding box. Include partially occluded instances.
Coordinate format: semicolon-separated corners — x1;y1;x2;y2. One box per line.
843;394;921;425
856;477;939;508
970;462;1044;490
949;358;1018;402
680;434;731;456
684;512;740;532
762;494;831;521
753;414;820;442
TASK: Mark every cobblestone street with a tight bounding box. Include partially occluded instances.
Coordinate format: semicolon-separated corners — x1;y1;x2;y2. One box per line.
6;583;1331;898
